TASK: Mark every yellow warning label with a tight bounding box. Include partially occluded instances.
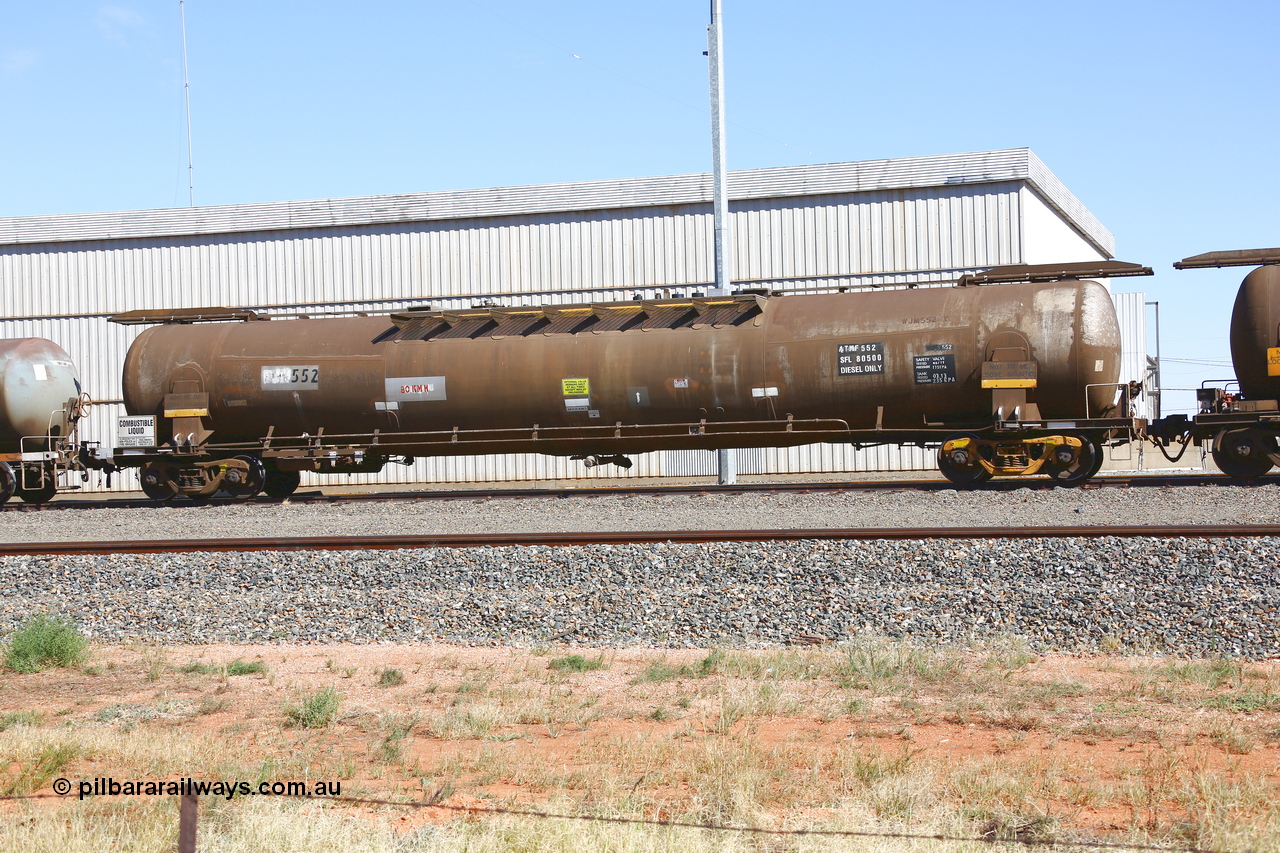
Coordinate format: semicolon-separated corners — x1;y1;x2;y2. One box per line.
562;378;590;396
1268;348;1280;377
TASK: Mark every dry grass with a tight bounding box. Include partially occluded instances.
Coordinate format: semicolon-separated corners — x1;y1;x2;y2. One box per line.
0;638;1276;851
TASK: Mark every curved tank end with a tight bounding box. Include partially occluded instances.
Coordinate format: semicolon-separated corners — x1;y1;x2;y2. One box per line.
1229;265;1280;400
1078;281;1123;415
0;338;82;449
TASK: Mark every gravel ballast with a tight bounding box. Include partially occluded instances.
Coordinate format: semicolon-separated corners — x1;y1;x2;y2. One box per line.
1;536;1276;658
5;480;1280;542
3;482;1278;656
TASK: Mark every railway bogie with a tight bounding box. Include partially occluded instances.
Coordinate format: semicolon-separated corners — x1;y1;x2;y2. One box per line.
939;431;1104;485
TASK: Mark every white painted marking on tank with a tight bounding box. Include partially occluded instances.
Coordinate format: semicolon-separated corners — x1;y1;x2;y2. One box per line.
1079;281;1122;349
1033;286;1075;314
33;364;48;381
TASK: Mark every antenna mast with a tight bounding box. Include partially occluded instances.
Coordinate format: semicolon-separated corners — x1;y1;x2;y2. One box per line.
181;0;195;206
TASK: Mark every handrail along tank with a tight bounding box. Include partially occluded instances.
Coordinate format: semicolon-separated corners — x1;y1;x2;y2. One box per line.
112;262;1138;497
0;338;84;504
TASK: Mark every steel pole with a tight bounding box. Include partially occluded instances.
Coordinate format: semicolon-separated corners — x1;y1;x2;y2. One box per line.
1146;300;1161;420
708;0;736;485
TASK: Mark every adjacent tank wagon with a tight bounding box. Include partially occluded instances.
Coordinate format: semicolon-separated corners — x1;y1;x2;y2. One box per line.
0;337;89;503
108;262;1147;498
1167;249;1280;479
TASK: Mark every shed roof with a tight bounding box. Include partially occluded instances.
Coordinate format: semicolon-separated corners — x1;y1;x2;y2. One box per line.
0;147;1113;256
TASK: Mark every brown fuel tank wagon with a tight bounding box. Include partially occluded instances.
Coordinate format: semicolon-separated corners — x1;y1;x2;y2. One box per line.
110;262;1147;499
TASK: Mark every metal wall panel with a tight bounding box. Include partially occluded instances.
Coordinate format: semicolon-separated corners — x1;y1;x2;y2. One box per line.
1;185;1031;321
659;443;935;479
1111;291;1152;419
1111;292;1147;385
761;443;935;474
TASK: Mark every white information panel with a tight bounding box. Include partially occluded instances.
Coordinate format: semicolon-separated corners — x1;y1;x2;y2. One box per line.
117;415;157;448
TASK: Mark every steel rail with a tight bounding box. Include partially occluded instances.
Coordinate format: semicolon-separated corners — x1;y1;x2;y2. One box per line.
4;524;1279;557
1;472;1261;512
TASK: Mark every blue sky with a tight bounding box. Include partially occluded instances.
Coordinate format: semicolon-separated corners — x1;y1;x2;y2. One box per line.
3;1;1277;415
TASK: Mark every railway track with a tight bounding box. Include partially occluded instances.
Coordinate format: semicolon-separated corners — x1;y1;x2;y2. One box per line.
0;471;1263;512
5;524;1279;556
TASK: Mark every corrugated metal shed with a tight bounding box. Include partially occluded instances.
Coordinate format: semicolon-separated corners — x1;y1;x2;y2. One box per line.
0;148;1112;255
0;147;1122;491
3;182;1036;320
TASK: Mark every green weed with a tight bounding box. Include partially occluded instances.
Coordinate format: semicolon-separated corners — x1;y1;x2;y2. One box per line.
2;615;88;673
0;710;41;731
178;662;221;675
548;654;606;673
3;742;79;796
634;650;723;683
376;668;405;687
1204;691;1280;713
227;658;267;676
283;686;342;728
180;658;266;677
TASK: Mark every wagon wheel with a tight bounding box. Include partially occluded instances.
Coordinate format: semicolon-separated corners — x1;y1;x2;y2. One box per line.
223;455;267;499
139;463;177;502
937;433;993;485
0;462;15;505
1083;438;1106;480
263;468;301;499
1212;428;1276;481
17;468;58;504
1042;431;1100;485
